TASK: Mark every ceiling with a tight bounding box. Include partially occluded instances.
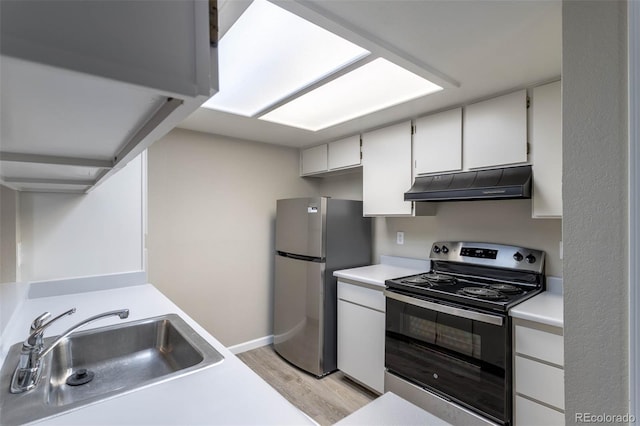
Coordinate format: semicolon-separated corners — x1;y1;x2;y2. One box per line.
178;0;561;148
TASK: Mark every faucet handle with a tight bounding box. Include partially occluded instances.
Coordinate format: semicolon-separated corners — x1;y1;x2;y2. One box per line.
30;312;52;332
26;308;76;347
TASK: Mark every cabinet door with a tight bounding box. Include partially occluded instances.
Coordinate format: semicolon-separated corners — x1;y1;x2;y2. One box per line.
328;136;361;170
300;144;328;175
414;108;462;175
515;323;563;366
362;121;413;216
337;292;385;393
515;395;565;426
463;90;528;169
531;81;562;218
515;356;565;410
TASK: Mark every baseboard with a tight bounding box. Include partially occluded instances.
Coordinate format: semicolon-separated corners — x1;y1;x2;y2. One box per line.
227;335;274;354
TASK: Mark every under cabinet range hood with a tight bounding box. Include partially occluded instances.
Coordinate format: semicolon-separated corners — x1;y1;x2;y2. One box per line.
405;165;532;202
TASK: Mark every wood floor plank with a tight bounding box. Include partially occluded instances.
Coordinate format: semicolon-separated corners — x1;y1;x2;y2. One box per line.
237;345;377;425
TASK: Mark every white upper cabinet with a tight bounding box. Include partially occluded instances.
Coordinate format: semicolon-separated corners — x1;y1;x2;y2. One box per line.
0;0;217;193
463;90;528;169
300;145;328;176
531;81;562;218
413;108;462;175
328;136;361;170
362;121;413;216
299;135;361;176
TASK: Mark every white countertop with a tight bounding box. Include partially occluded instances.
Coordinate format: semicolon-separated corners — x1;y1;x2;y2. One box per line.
333;256;429;288
1;282;314;425
335;392;451;426
509;277;564;328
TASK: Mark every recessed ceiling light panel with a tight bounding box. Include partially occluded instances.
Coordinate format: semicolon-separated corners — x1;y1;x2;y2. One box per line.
259;58;443;131
201;0;370;116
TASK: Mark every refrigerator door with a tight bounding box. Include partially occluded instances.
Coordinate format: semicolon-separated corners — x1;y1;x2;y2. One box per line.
275;197;326;259
273;253;328;376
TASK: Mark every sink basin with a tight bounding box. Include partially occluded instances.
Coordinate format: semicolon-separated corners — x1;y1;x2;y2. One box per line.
0;314;224;425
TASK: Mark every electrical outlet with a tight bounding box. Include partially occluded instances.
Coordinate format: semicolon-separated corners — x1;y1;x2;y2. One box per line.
396;232;404;245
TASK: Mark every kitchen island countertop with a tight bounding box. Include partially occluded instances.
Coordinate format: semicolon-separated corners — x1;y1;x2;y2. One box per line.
0;280;315;425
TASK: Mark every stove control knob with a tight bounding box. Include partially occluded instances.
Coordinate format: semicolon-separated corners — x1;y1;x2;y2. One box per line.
525;254;537;264
442;245;449;254
433;245;441;254
513;252;524;262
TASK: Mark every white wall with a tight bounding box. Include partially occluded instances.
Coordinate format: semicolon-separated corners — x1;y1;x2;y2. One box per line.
18;155;144;281
562;1;629;421
147;129;319;347
319;172;563;277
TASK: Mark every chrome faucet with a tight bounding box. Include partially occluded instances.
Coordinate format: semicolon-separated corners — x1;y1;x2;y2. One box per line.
10;308;130;394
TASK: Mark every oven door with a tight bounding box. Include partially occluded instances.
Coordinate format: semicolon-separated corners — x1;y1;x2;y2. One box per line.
384;290;510;425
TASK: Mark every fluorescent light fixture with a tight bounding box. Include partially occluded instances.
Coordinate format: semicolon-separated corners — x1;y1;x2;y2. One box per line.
259;58;443;131
201;0;370;116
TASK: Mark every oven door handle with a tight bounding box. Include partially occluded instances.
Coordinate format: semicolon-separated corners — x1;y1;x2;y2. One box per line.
383;290;504;326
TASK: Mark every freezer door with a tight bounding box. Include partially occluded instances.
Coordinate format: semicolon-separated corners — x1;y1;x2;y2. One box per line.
273;253;328;376
275;197;326;259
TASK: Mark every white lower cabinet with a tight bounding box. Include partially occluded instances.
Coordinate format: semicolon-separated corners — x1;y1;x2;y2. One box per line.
515;395;565;426
515;357;564;410
513;318;565;425
337;280;385;394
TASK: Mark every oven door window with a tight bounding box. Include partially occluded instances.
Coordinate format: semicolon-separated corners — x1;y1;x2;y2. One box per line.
386;297;508;423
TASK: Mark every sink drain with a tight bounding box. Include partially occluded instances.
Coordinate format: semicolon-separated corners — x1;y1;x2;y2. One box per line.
66;369;95;386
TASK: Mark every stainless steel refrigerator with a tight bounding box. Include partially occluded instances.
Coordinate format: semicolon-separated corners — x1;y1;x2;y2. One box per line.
273;197;371;377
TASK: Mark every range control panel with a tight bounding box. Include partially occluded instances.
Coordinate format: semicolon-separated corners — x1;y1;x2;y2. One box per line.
460;247;498;259
430;241;545;274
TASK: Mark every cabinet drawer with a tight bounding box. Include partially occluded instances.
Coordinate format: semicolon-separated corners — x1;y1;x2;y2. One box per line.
515;325;563;366
338;280;385;312
515;395;564;425
515;356;564;410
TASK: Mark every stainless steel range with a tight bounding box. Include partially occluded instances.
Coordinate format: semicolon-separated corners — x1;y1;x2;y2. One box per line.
384;241;545;426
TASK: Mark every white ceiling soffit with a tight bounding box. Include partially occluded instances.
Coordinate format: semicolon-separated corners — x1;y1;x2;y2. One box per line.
179;0;561;147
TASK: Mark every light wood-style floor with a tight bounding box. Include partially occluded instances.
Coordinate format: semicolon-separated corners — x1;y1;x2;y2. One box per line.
237;345;378;425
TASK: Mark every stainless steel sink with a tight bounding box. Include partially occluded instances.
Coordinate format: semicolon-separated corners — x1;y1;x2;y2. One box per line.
0;314;224;425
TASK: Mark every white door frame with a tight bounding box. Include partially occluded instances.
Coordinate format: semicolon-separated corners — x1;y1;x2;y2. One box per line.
629;0;639;417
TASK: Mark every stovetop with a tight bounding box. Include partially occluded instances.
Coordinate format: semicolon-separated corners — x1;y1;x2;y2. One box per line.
385;242;546;313
386;272;543;312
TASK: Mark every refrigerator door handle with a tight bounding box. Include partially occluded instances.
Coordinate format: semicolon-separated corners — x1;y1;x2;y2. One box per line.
277;251;325;263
